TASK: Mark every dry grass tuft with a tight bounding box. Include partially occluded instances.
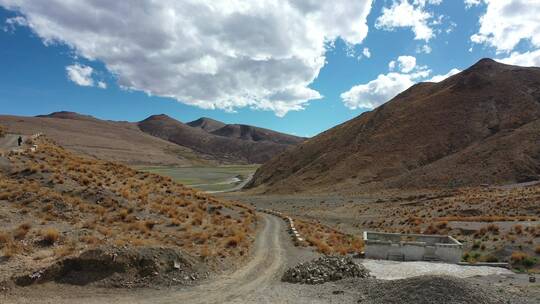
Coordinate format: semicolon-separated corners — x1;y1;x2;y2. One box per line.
40;227;60;245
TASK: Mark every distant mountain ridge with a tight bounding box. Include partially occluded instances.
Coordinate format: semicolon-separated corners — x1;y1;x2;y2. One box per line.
1;111;304;165
138;114;303;163
187;117;226;132
246;58;540;193
0;112;205;166
187;117;305;145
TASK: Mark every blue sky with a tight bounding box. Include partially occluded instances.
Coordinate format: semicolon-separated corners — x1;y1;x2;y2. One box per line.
1;1;539;137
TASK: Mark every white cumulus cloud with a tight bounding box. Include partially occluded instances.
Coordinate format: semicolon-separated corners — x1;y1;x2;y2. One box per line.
375;0;435;41
471;0;540;52
397;55;417;73
0;0;373;117
464;0;482;9
97;81;107;89
66;64;94;87
341;55;432;110
65;63;107;89
341;72;416;110
427;68;461;82
362;47;371;58
497;49;540;67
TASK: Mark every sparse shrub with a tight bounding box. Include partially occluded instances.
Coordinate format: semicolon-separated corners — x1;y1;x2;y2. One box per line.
511;251;528;263
535;245;540;254
144;220;155;230
522;257;537;268
81;235;100;245
435;221;448;229
41;228;60;245
480;254;499;263
513;224;523;235
2;241;20;258
0;231;11;246
13;223;31;240
486;224;500;234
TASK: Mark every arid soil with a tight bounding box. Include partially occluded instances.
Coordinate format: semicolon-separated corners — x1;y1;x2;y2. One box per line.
226;183;540;272
1;213;536;304
0;136;257;289
247;59;540;193
0;127;537;303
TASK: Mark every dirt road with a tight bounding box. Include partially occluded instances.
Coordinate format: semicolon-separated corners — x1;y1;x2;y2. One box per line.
0;134;22;153
3;214;290;304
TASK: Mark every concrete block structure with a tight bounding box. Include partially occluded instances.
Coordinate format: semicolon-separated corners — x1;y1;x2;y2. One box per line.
363;231;463;263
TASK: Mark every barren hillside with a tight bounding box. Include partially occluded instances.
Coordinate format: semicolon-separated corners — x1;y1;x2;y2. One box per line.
0;112;210;166
0;136;256;287
187;117;226;132
209;124;305;145
247;59;540;193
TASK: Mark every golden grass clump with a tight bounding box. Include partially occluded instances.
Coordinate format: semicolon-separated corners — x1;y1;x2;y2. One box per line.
40;227;60;245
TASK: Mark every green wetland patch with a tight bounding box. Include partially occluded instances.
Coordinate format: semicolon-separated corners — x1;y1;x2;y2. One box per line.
136;165;259;192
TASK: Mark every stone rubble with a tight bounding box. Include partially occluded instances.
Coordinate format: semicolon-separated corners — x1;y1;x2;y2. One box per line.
282;256;370;284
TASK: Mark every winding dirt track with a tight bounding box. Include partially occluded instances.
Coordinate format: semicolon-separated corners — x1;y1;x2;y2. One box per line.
4;214;288;304
0;134;20;152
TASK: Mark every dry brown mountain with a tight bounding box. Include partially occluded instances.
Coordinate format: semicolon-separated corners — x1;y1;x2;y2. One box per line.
246;58;540;193
187;117;304;145
209;124;305;145
138;114;302;164
187;117;226;132
0;112;210;166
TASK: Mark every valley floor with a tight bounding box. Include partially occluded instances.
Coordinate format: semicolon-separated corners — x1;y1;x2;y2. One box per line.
2;212;537;304
223;185;540;271
136;165;258;192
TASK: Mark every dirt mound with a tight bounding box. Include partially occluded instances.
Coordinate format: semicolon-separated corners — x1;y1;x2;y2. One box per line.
362;275;508;304
247;58;540;193
15;246;206;288
282;256;369;284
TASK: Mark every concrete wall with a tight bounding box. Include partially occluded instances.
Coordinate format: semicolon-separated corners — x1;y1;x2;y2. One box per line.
363;231;463;263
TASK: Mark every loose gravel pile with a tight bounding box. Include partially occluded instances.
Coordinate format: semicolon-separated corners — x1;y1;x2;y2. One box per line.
361;275;510;304
282;256;370;284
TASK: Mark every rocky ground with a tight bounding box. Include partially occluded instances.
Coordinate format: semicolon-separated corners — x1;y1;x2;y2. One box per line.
223;187;540;273
282;256;370;284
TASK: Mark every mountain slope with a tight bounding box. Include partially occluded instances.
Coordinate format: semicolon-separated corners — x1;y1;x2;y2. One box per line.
246;59;540;193
187;117;226;132
0;112;210;166
0;135;255;286
187;117;305;145
138;115;294;164
210;124;305;145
